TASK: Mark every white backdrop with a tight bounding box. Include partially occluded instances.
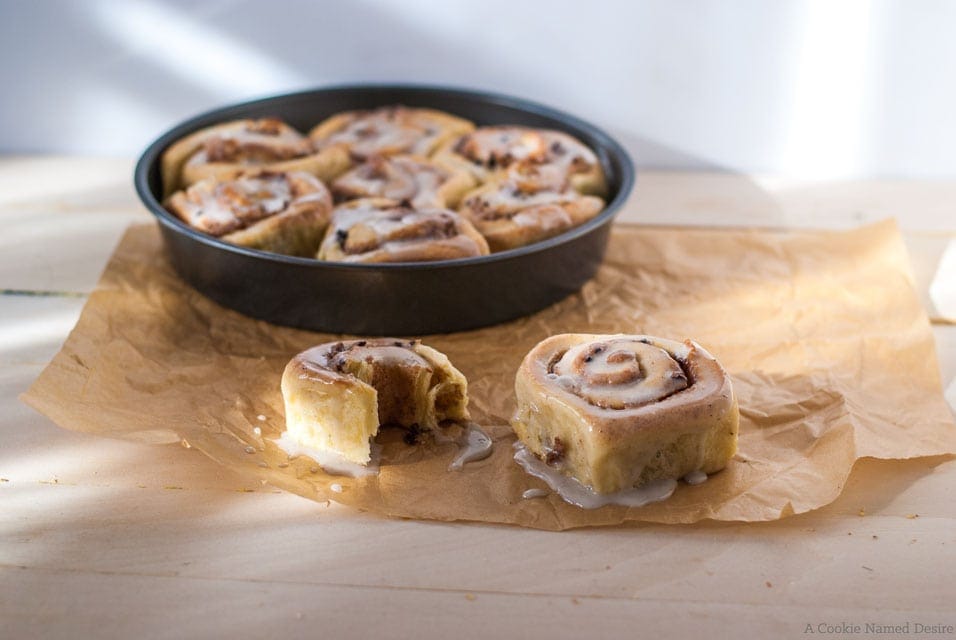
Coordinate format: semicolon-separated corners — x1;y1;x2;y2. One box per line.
2;0;954;178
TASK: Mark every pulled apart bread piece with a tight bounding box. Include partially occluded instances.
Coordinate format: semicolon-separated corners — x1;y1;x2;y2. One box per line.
281;339;470;465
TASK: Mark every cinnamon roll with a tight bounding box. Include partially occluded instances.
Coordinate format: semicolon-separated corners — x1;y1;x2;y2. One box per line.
281;339;470;466
457;178;605;252
512;334;739;494
164;170;333;257
331;154;475;209
317;198;489;263
436;126;608;197
160;118;350;196
309;106;474;161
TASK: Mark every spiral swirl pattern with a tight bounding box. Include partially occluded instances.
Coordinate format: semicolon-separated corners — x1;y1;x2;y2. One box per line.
164;170;332;256
549;337;690;410
310;106;474;161
331;154;473;210
196;118;313;164
443;125;607;197
161;117;351;196
318;198;489;263
512;333;738;494
457;178;604;252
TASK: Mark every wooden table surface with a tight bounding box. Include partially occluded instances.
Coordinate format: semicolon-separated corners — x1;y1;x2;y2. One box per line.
2;158;954;639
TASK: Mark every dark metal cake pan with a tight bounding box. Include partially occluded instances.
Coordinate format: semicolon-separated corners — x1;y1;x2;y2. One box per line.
134;84;635;335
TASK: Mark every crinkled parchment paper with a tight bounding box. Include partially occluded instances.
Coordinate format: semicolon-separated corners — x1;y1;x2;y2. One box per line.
22;220;956;529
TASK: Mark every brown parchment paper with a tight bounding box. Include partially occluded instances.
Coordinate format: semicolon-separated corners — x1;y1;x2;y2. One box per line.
22;219;956;530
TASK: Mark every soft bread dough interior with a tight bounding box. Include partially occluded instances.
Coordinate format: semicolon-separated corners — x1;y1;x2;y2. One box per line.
282;342;469;465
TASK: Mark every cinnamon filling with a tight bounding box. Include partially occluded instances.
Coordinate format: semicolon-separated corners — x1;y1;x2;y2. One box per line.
337;208;462;255
328;340;435;427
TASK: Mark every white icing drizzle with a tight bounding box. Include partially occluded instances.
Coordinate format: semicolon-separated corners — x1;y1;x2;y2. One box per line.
448;423;493;471
456;126;598;186
552;338;688;410
511;206;572;231
176;172;325;237
329;483;344;493
189;119;312;166
320;108;444;158
323;203;484;262
333;156;449;209
512;442;677;509
522;488;550;499
274;431;380;478
683;470;708;485
468;184;581;213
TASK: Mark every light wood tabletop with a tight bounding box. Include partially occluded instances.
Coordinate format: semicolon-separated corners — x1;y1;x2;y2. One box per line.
2;157;954;639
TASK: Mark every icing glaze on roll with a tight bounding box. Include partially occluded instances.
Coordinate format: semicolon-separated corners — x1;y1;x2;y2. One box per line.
455;127;551;167
332;154;473;209
164;170;333;256
188;118;313;167
447;126;606;197
548;337;690;410
310;106;474;160
458;180;605;252
461;181;603;222
511;333;739;495
318;198;490;263
160;117;351;197
513;441;678;509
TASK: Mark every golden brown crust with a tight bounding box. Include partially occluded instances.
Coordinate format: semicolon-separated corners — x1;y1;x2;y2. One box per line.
160;118;350;197
512;334;739;493
331;154;476;209
164;170;333;256
435;126;608;197
457;179;605;252
317;197;490;263
309;106;475;161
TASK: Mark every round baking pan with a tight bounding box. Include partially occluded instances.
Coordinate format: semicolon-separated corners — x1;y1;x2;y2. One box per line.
134;84;635;335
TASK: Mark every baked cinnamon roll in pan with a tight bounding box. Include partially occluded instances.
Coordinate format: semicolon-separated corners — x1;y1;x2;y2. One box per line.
164;170;333;257
331;154;475;209
436;125;608;197
318;198;490;263
512;334;739;494
458;178;605;252
310;106;474;161
160;117;350;196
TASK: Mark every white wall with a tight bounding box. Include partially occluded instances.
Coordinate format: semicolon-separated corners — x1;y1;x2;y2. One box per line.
2;0;955;178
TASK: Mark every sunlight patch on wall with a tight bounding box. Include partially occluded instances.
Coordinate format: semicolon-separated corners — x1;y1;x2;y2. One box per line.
779;0;874;179
92;0;306;97
64;83;170;155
